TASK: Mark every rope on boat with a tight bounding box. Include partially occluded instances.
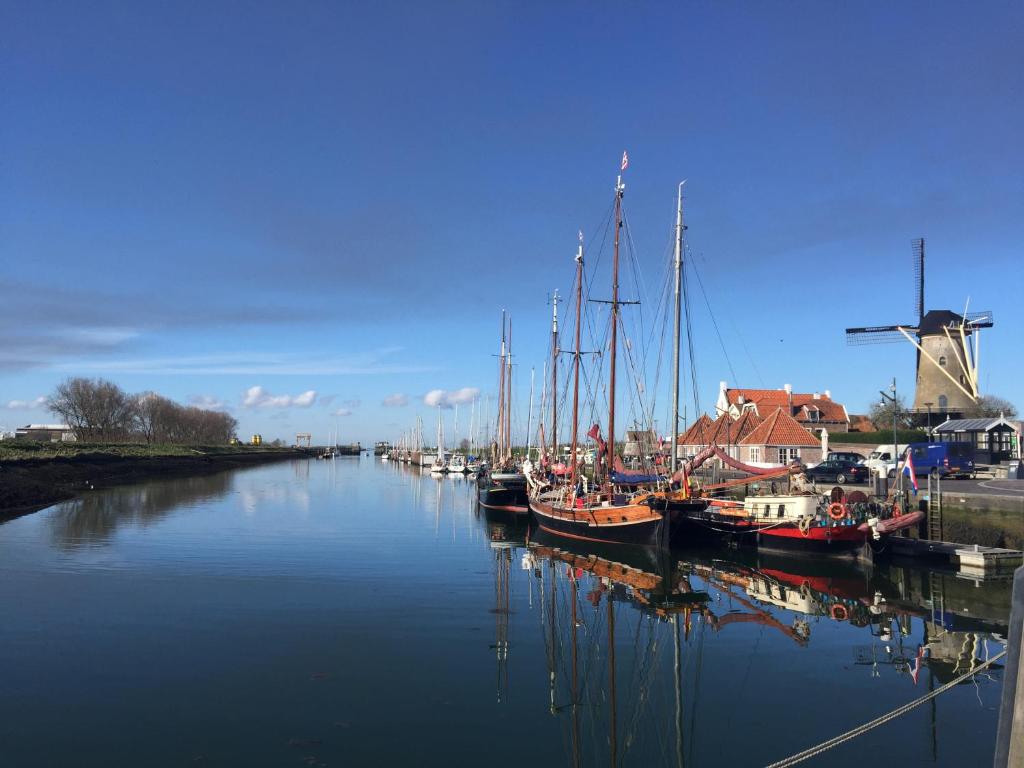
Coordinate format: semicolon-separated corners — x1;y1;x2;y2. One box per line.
763;648;1007;767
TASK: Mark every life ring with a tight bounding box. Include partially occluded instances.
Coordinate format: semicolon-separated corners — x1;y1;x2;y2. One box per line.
831;604;848;621
827;502;847;520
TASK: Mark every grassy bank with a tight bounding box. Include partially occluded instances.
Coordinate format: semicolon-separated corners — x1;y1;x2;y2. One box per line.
0;443;306;518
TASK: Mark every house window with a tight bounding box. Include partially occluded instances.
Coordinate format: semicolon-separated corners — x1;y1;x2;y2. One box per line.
938;395;948;409
976;432;989;449
777;447;799;464
939;355;947;367
750;447;761;463
808;408;820;423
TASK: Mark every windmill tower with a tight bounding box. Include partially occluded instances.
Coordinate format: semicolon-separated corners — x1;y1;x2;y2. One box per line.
845;238;994;418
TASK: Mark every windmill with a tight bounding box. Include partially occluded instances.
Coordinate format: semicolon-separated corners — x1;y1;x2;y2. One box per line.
845;238;994;417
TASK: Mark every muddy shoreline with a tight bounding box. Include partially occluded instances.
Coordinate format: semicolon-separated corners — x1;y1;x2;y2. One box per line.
0;449;308;521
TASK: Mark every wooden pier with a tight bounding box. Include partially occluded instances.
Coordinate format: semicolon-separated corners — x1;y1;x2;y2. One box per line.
883;536;1023;578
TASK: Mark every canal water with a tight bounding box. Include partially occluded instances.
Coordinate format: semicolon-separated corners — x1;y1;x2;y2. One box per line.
0;458;1009;767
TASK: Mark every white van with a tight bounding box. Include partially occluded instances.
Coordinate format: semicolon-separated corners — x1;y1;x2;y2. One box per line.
864;444;901;477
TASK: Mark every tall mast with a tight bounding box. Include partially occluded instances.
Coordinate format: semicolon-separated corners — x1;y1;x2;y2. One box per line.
551;290;560;462
526;367;535;458
505;318;513;460
607;173;625;479
570;234;584;481
670;181;686;477
496;311;507;460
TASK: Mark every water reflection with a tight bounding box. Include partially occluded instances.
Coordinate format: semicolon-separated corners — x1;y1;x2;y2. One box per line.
46;471;234;548
483;517;1009;767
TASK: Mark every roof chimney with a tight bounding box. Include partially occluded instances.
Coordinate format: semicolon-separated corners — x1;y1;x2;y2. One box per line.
813;392;820;400
824;389;831;399
784;383;793;412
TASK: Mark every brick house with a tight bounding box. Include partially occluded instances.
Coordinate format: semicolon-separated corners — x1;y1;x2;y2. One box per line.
674;411;763;464
715;381;850;435
738;408;822;467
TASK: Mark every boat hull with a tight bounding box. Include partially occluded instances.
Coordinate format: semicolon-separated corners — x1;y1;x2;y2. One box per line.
756;523;867;556
529;496;667;547
477;475;529;516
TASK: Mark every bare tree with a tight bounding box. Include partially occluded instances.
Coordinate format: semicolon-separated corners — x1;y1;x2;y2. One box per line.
868;395;914;430
966;395;1018;419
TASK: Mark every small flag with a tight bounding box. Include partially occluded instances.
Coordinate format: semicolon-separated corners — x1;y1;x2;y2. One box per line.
578;229;584;243
620;150;629;171
587;423;601;441
902;448;919;494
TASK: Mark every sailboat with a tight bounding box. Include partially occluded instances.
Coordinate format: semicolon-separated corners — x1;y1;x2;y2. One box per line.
528;167;675;547
477;311;529;515
429;407;447;474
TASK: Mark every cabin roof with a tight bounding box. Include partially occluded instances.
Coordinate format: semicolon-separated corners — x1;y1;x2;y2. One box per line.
933;416;1019;433
739;408;821;447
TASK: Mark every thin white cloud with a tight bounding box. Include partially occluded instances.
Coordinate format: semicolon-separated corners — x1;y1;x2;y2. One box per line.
332;408;353;417
188;394;229;411
382;393;408;407
423;387;480;409
242;386;318;409
5;396;48;410
51;347;438;376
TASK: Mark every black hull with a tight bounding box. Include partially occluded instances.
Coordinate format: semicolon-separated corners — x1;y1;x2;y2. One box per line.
530;503;667;547
476;477;529;516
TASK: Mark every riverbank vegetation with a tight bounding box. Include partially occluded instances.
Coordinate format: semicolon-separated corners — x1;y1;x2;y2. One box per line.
47;377;237;444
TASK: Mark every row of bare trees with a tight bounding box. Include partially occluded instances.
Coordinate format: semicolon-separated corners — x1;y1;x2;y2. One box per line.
49;378;237;445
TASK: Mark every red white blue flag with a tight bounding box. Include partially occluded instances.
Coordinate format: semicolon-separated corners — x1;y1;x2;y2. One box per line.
621;150;629;171
903;448;919;494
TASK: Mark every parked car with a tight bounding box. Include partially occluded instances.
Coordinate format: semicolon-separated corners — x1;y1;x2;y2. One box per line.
805;458;869;485
903;441;975;478
826;450;865;464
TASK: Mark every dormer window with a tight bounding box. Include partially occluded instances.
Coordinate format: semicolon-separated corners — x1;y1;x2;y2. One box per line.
807;407;820;423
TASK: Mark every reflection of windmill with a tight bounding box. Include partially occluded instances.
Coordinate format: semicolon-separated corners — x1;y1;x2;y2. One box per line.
845;238;994;417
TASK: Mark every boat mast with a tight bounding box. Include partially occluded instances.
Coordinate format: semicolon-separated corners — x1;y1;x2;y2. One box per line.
496;311;507;462
505;318;513;461
570;234;584;482
606;172;625;482
670;181;686;477
526;367;535;459
551;290;559;463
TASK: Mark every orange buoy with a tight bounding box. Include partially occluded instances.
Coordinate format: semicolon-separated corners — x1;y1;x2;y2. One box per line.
831;604;848;621
827;502;847;520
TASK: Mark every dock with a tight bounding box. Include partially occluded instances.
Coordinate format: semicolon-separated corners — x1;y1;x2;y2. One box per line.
884;536;1023;579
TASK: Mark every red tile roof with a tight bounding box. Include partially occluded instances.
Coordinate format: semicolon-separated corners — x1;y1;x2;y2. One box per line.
727;388;847;423
677;412;763;447
677;414;714;445
739;408;821;447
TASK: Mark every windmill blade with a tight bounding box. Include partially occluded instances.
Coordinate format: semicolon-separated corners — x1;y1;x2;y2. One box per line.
845;324;917;346
912;238;925;324
965;310;993;328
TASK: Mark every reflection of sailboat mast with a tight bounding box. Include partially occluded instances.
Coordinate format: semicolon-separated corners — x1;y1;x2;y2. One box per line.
570;568;581;768
492;548;511;703
549;559;558;714
608;592;618;768
674;615;684;768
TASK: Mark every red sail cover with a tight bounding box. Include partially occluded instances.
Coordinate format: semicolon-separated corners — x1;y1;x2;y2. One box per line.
670;445;784;484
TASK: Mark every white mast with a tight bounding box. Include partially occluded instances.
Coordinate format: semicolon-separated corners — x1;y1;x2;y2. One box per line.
671;181;686;477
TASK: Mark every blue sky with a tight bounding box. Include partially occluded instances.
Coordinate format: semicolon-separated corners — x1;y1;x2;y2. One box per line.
2;1;1021;445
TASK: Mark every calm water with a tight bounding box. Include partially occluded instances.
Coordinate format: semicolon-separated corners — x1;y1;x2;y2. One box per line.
0;458;1009;767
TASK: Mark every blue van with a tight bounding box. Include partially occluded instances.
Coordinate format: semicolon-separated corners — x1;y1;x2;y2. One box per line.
905;442;975;478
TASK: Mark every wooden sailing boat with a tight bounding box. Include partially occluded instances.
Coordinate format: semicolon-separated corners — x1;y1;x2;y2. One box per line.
477;311;529;515
528;166;673;546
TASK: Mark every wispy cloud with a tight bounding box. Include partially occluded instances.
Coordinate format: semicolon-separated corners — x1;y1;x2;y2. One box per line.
52;348;436;376
423;387;479;409
6;396;48;410
188;394;230;411
332;408;353;417
242;386;317;409
382;393;408;407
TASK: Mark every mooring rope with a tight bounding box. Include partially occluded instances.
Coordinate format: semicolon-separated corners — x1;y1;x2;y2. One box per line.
764;648;1007;767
